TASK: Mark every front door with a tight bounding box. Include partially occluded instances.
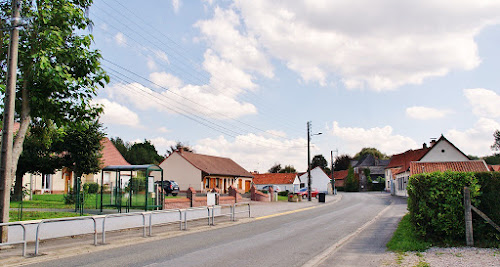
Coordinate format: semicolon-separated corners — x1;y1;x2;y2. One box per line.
245;180;251;192
238;179;242;189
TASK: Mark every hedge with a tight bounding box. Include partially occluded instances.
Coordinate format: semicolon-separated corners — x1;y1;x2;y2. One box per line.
407;171;500;246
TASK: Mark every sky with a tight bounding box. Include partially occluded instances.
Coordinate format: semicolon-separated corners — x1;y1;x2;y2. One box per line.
88;0;500;173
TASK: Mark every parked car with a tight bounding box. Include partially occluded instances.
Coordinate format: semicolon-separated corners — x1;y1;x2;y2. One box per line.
297;187;319;199
262;185;281;192
155;180;179;196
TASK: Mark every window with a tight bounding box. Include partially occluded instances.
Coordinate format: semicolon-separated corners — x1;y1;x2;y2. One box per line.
216;178;220;188
205;178;209;188
42;174;51;190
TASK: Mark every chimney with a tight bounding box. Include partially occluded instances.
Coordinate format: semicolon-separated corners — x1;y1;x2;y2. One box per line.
423;143;427;149
430;140;437;147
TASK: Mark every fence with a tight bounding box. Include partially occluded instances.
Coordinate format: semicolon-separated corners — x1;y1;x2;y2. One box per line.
463;187;500;246
1;203;251;257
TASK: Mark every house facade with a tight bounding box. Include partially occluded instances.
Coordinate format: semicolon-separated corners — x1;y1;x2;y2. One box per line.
156;150;253;193
385;135;487;197
298;166;332;193
351;154;389;191
253;172;300;193
331;170;348;189
22;137;130;194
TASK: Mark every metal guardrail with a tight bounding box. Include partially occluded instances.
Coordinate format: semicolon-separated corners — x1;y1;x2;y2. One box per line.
183;206;212;230
102;212;146;244
5;203;251;257
35;216;97;255
0;222;27;256
232;202;251;221
148;209;182;236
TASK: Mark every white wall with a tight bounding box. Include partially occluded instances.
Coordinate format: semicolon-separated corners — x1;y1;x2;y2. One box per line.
156;153;202;192
419;140;469;162
299;167;332;193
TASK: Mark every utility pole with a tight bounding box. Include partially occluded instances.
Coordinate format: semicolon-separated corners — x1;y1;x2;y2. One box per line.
307;122;311;201
331;149;338;195
0;0;20;242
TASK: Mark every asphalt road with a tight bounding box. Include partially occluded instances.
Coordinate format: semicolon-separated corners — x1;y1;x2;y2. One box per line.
28;193;405;267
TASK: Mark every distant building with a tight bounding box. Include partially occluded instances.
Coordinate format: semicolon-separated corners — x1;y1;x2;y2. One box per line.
350;154;389;191
156;150;253;193
298;166;332;193
253;172;300;193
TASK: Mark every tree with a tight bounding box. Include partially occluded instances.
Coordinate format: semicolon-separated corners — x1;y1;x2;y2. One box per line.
492;130;500;151
126;140;163;165
344;166;359;192
354;147;388;160
268;163;282;173
110;137;130;158
279;165;296;173
166;141;193;156
311;154;327;170
334;154;352;171
57;121;105;185
14;121;64;200
483;154;500;165
0;0;107;236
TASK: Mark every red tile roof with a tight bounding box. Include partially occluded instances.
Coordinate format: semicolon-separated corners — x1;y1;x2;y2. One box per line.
331;170;348;180
100;137;130;168
253;173;298;185
489;165;500;172
410;161;489;176
386;147;430;175
177;151;253;178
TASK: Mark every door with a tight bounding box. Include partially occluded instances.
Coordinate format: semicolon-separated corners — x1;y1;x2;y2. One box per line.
238;179;242;189
245;180;251;192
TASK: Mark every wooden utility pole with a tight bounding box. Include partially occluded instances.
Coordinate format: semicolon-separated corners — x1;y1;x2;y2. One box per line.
0;0;20;242
464;187;474;246
307;121;311;201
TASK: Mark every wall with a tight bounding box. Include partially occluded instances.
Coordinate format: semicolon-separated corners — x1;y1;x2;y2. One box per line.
299;167;332;193
419;140;469;162
157;153;202;192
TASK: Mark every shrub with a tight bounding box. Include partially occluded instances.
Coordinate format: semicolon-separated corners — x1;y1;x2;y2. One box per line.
473;172;500;245
407;171;480;244
278;190;289;196
83;182;99;194
127;177;146;192
344;167;359;192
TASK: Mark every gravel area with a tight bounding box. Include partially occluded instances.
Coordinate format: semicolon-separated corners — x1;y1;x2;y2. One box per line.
382;247;500;267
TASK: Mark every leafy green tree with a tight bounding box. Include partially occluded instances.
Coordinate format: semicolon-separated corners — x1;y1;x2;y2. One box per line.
0;0;107;222
268;163;282;173
334;154;352;171
344;167;359;192
364;168;372;183
110;137;130;158
166;141;193;156
311;154;327;169
14;121;64;200
354;147;388;160
126;140;163;165
467;154;480;160
483;154;500;165
58;121;105;185
279;165;296;173
492;130;500;151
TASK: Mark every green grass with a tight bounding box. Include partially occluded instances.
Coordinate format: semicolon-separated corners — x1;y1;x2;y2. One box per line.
278;195;288;201
9;210;90;222
386;213;432;252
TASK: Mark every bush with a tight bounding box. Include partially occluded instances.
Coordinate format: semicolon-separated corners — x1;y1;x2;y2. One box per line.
344;167;359;192
278;190;289;196
473;172;500;245
83;182;99;194
127;177;146;192
407;171;480;244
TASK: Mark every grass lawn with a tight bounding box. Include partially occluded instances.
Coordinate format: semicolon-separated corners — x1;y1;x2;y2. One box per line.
278;195;288;201
386;213;432;252
9;210;90;222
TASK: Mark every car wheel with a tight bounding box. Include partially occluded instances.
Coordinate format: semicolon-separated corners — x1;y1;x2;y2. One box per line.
315;195;318;199
301;194;306;199
172;193;178;196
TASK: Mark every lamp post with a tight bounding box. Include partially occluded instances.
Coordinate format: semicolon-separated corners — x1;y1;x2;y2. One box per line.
307;121;322;201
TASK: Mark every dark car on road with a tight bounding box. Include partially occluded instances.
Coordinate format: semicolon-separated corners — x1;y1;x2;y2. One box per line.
155;180;179;196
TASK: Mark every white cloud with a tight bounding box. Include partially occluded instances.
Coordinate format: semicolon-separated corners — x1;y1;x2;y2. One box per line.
446;117;500;156
106;81;257;119
158;127;171;133
211;0;500;90
114;32;127;47
172;0;181;13
150;72;184;89
406;106;453;120
93;98;140;127
194;134;308;172
149;137;178;156
464;88;500;118
330;121;418;155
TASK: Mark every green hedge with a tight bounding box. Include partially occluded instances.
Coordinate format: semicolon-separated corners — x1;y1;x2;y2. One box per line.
407;171;499;246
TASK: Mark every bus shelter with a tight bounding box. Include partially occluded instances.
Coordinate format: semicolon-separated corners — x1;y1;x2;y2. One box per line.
100;164;163;212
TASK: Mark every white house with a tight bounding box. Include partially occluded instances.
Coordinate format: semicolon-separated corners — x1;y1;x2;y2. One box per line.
298;166;332;193
385;135;488;197
253;172;301;193
155;150;253;193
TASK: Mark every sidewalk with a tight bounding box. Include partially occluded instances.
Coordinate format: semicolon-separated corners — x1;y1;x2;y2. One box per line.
0;194;343;265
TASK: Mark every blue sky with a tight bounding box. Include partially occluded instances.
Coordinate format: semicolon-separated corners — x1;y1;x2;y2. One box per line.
89;0;500;172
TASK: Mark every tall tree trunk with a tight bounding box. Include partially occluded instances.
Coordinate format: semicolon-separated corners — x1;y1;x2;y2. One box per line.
11;76;31;201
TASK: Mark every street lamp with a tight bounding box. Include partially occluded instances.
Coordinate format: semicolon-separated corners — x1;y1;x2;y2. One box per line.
307;121;322;201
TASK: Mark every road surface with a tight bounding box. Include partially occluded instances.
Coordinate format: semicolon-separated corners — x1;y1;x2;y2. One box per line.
27;193;406;267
